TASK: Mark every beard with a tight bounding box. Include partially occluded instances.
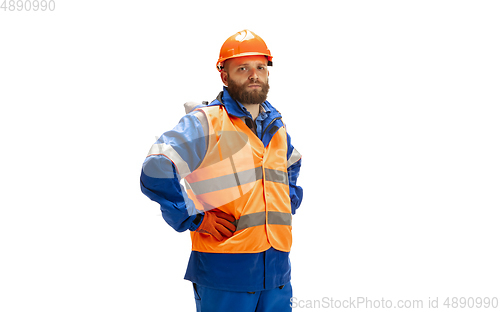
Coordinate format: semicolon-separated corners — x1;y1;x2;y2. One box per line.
226;76;270;105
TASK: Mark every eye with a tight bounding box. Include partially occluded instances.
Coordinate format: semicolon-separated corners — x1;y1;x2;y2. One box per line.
238;67;247;71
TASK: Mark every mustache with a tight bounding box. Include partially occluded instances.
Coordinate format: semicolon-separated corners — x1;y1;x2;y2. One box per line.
246;80;262;86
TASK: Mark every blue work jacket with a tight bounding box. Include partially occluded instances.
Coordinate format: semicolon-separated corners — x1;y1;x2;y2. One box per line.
140;87;303;292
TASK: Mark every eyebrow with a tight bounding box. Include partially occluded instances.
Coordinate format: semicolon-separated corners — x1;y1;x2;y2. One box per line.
237;63;267;67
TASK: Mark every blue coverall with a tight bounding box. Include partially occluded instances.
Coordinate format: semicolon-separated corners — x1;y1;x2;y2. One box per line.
140;87;303;311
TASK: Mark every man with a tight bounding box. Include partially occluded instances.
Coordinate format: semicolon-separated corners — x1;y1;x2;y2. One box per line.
140;29;303;312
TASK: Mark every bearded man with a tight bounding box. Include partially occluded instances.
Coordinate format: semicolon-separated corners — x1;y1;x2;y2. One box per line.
140;30;303;312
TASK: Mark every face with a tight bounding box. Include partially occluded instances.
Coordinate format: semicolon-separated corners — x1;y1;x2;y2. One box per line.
221;55;270;105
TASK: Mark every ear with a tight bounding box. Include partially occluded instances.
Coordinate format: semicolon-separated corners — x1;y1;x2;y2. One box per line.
221;70;229;87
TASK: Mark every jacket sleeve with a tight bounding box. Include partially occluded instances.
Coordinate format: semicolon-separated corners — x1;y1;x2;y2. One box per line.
140;112;207;232
286;133;303;215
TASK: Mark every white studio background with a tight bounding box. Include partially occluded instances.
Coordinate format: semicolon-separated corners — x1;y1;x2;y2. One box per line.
1;1;499;311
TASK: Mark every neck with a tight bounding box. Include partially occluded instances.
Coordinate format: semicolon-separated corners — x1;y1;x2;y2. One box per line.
242;103;260;121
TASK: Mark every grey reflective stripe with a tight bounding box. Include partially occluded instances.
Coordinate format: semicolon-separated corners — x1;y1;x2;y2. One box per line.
147;143;191;179
268;211;292;226
287;148;302;168
234;212;266;231
187;167;288;195
234;211;292;231
188;167;263;195
188;167;288;195
265;168;288;185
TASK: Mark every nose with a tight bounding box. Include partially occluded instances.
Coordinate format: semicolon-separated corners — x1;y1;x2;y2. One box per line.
248;68;258;80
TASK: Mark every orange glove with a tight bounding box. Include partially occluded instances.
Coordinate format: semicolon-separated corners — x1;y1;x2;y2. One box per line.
195;209;236;241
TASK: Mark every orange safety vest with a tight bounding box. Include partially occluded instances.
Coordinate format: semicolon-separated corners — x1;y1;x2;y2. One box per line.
185;105;292;253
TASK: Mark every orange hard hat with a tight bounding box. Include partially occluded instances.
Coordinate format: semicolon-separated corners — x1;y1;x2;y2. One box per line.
216;30;273;72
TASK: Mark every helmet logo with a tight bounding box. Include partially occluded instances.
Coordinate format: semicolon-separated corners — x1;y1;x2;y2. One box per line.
235;30;254;42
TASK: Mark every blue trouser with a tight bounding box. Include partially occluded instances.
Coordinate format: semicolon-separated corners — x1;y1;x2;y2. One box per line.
193;282;292;312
